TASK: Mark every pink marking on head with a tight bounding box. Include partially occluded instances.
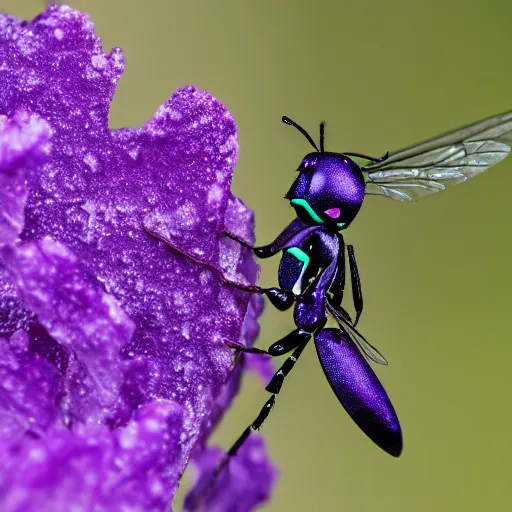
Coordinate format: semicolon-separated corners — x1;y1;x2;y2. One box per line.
324;207;340;219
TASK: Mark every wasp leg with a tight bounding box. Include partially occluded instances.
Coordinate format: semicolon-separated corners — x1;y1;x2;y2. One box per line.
218;284;295;312
265;339;308;393
144;231;262;294
227;286;295;311
144;235;293;303
223;231;276;258
267;328;310;356
228;340;309;455
225;339;270;355
225;218;320;260
187;337;311;510
229;284;296;311
223;231;254;250
263;287;295;311
225;327;310;357
190;393;278;508
347;245;363;327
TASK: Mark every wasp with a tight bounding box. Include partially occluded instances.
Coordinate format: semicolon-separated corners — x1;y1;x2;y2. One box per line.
223;111;512;461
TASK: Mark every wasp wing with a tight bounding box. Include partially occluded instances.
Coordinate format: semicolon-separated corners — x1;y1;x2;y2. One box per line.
362;110;512;202
326;302;388;365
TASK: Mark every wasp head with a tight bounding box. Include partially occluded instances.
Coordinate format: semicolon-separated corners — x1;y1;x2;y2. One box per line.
285;152;365;230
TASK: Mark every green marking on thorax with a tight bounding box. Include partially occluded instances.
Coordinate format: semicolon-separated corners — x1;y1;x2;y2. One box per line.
286;246;310;267
287;246;310;296
290;199;324;224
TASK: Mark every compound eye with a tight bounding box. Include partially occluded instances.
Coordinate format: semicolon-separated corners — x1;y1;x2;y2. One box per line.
324;207;340;219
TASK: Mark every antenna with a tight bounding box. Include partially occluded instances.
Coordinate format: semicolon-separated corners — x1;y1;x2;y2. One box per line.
282;116;320;152
319;122;325;152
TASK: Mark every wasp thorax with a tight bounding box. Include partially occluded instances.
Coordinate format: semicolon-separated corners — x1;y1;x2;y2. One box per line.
286;153;366;230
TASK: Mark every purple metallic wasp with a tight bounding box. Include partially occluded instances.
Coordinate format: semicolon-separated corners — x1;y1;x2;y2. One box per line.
225;111;512;461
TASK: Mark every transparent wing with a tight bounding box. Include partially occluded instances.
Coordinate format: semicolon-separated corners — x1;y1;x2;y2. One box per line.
362;110;512;202
326;302;388;365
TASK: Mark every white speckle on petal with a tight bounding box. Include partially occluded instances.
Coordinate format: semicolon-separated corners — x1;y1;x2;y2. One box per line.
84;153;98;173
207;184;223;205
29;448;46;462
119;424;138;449
91;54;108;70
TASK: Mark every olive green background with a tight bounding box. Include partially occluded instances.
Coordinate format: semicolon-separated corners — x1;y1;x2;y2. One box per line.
4;1;512;510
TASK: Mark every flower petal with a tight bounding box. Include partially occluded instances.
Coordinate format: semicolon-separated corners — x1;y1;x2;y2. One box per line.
0;401;184;512
0;111;50;338
0;110;50;244
0;330;59;443
184;434;278;512
2;237;134;424
0;5;264;509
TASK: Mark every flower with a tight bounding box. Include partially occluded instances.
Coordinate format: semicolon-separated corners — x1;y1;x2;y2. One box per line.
0;5;276;511
184;434;278;512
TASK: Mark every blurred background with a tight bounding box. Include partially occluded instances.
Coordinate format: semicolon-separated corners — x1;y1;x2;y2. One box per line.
3;1;512;510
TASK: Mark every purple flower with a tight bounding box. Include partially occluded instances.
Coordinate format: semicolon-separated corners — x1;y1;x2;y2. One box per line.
0;5;277;511
184;434;278;512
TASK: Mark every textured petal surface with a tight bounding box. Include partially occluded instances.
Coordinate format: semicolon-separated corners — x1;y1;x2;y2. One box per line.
314;328;402;457
0;330;59;444
0;111;50;337
0;5;274;511
2;237;134;424
184;434;278;512
0;110;50;244
0;401;184;512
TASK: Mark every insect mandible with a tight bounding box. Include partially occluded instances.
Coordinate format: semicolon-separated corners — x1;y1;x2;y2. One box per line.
222;111;512;463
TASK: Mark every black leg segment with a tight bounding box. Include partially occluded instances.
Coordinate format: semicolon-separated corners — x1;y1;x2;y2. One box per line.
228;394;275;457
223;231;277;259
347;244;363;327
187;329;312;510
226;327;310;357
224;336;310;458
265;341;308;394
225;341;270;355
224;231;254;250
268;328;311;356
263;287;295;311
227;426;252;457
